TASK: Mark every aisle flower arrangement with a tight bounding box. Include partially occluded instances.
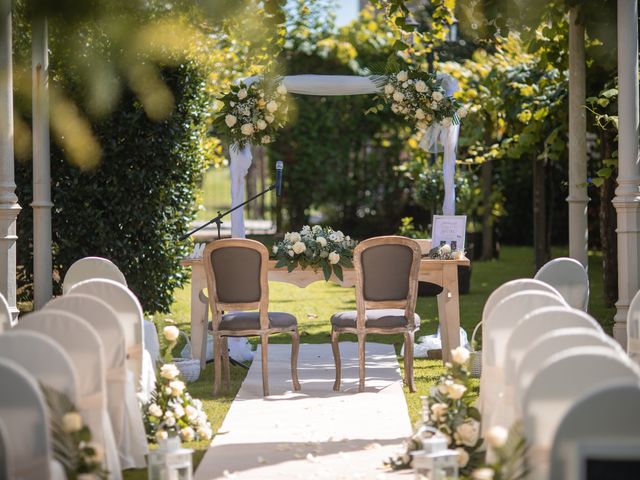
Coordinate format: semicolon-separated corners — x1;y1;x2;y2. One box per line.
426;243;465;260
41;385;109;480
213;77;289;148
143;325;213;443
374;66;466;132
272;225;357;281
386;347;483;476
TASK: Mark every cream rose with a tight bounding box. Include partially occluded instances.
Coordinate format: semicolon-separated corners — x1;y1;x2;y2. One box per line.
288;232;300;243
396;70;408;82
198;426;213;440
148;403;163;418
169;380;186;397
485;426;509;449
392;91;404;102
160;363;180;380
163;325;180;342
391;104;401;114
455;420;480;447
432;91;444;102
62;412;83;433
447;382;467;400
85;442;104;463
415;108;425;120
180;426;195;442
456;447;470;467
430;402;448;422
272;245;278;254
165;416;176;427
414;80;427;93
439;243;452;254
225;114;237;128
261;135;272;144
292;241;306;255
156;430;168;442
241;123;255;136
277;84;287;95
451;250;464;260
316;237;327;247
256;119;267;130
384;83;395;95
457;107;468;118
185;405;198;421
265;114;275;123
328;252;340;265
173;404;185;418
237;89;247;99
451;346;470;365
266;101;279;112
472;468;495;480
441;117;453;127
431;100;440;110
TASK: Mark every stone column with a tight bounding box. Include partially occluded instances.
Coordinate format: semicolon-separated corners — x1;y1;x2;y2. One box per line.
0;0;20;320
32;16;52;309
567;6;589;268
613;0;640;345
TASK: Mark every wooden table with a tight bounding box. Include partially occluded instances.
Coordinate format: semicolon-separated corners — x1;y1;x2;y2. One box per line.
181;255;469;366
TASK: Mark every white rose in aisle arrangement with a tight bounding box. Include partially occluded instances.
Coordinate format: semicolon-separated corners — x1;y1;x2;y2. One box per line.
415;108;425;120
265;114;275;123
414;80;427;92
472;468;495;480
237;89;247;99
320;251;329;258
62;412;83;433
160;363;180;380
441;117;453;127
85;442;104;463
156;430;168;442
447;382;467;400
455;420;480;447
391;104;401;113
169;380;186;397
185;405;198;421
225;114;237;127
417;121;428;130
292;241;306;255
397;70;408;82
197;426;213;440
328;252;340;265
257;99;266;109
256;119;267;130
392;91;404;102
241;108;250;116
261;135;271;144
241;123;255;136
430;402;448;422
163;325;180;342
289;232;301;243
173;404;185;418
165;416;176;427
335;231;345;241
451;250;463;260
432;91;444;102
439;244;452;254
316;237;327;247
451;346;470;365
266;101;279;112
272;245;278;254
456;447;470;467
484;426;509;449
402;81;409;88
277;84;288;95
164;386;172;396
288;250;294;257
457;107;468;118
431;101;440;110
180;426;195;442
148;404;163;418
384;83;395;95
284;232;291;241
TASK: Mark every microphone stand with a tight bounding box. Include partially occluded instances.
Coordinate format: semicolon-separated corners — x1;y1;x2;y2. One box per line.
180;183;278;370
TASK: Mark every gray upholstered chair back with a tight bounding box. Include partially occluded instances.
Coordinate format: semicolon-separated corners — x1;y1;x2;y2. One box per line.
360;244;413;302
210;246;262;303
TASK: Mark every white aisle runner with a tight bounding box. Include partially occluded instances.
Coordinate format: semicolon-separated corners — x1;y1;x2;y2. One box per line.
195;342;414;480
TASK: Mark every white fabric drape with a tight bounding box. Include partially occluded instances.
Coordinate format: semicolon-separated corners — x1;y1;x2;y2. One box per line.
228;74;461;235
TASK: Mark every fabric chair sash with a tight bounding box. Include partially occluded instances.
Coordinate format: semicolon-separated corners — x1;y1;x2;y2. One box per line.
127;344;143;360
78;392;105;411
107;366;128;383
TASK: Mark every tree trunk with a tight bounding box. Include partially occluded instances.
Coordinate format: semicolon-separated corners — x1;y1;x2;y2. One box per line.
533;156;550;271
481;160;494;260
599;137;618;307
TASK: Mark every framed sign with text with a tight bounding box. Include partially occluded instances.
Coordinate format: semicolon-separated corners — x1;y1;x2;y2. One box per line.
432;215;467;251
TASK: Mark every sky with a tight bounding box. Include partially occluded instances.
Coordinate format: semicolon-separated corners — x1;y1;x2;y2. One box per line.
334;0;359;27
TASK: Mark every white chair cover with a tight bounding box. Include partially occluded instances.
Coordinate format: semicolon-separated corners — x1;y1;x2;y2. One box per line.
68;279;154;402
63;256;127;294
480;290;568;432
487;309;603;430
627;288;640;364
534;257;589;311
522;347;640;480
0;417;10;480
143;319;161;363
0;358;52;480
481;278;563;323
549;383;640;480
0;292;12;331
16;311;122;480
45;295;148;469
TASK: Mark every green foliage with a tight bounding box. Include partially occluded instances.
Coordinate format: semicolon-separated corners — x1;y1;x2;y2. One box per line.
16;63;209;313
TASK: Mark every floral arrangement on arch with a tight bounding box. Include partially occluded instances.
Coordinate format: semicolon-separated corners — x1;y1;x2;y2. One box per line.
142;325;213;443
374;66;467;133
386;347;483;476
272;225;357;281
213;77;289;148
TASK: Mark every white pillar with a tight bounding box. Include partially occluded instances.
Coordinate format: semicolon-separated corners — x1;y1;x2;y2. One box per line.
567;6;589;268
613;0;640;345
0;0;20;320
32;16;52;309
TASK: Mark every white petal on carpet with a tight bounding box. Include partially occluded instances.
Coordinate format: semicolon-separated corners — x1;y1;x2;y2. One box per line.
195;342;415;480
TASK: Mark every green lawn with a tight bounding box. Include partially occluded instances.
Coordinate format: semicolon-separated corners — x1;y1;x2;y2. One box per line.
125;245;614;479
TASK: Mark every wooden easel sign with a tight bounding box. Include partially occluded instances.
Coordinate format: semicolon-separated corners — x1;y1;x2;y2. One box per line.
432;215;467;251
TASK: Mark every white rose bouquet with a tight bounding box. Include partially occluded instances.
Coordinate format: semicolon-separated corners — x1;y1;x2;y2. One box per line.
213;77;289;148
372;66;465;134
271;225;357;281
385;347;483;475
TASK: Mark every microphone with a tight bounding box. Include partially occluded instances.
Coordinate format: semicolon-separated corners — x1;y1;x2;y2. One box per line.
275;161;284;197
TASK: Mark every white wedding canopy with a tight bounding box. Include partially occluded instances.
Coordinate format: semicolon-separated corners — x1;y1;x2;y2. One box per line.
229;74;460;237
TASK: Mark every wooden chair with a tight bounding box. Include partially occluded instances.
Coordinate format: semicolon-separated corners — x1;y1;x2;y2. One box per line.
330;235;421;393
203;238;301;396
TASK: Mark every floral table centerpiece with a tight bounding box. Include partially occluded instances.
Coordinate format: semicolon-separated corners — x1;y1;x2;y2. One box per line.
271;225;357;281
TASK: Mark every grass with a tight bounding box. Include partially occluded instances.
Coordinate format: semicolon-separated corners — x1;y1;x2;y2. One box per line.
124;245;615;479
197;167;231;221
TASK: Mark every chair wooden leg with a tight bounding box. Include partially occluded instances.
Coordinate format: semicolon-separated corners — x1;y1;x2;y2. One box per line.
404;331;416;393
213;334;222;397
290;330;301;391
222;337;231;391
261;334;269;396
331;329;341;391
357;332;366;392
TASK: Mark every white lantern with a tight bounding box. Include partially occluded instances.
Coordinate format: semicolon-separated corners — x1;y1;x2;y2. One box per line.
148;436;194;480
411;427;459;480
